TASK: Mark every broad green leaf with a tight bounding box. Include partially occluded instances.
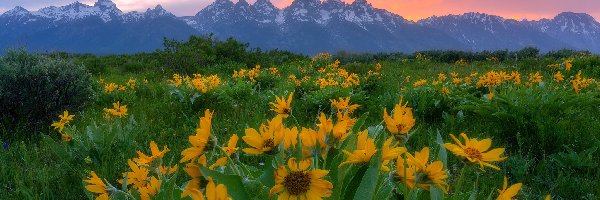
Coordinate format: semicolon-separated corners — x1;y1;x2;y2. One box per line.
258;156;275;188
341;165;369;200
430;185;444;200
374;178;394;200
436;130;448;168
352;149;383;200
351;112;369;134
199;166;250;200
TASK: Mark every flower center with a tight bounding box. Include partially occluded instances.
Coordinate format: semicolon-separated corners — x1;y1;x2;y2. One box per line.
263;139;275;149
464;147;482;160
396;124;405;133
282;108;291;114
283;171;311;196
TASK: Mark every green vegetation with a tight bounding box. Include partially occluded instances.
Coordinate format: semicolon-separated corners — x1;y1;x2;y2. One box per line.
1;36;599;199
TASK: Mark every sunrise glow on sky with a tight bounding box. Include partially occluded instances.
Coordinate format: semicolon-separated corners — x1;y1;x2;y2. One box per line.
1;0;599;21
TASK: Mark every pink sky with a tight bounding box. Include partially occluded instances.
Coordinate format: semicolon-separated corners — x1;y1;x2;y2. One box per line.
2;0;599;21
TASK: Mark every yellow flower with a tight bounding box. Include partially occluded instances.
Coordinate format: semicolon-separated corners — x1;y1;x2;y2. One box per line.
496;176;522;200
122;159;150;189
189;177;232;200
444;133;507;170
397;147;449;192
316;113;333;138
83;171;108;194
283;127;299;150
300;127;326;157
440;87;451;96
554;71;565;82
104;82;117;93
242;116;284;155
564;58;573;71
437;73;447;81
270;93;293;118
103;102;128;118
340;130;376;166
270;158;333;200
61;133;72;142
330;97;360;113
487;92;495;101
118;85;126;91
222;134;239;157
181;155;207;198
332;119;351;143
181;110;213;163
138;176;161;200
168;74;183;87
413;79;427;87
529;71;543;83
133;141;169;166
209;157;229;170
383;97;416;135
51;110;75;132
159;165;178;175
381;137;406;171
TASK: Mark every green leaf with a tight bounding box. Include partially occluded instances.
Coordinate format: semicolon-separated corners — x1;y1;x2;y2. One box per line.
199;166;251;200
351;112;370;134
258;156;275;188
430;185;444;200
342;165;369;200
468;190;478;200
374;178;394;200
352;149;383;200
436;130;448;168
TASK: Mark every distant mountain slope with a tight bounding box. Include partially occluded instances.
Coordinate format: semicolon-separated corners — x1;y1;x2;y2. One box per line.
1;0;600;54
0;0;198;54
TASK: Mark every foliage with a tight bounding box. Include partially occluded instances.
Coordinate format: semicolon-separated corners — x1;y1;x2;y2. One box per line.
0;51;93;139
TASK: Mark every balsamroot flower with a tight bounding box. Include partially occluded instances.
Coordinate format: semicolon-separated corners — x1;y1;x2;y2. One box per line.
443;133;507;170
496;176;522;200
383;97;416;136
340;130;376;166
270;93;293;118
133;141;169;166
242;116;284;155
270;158;333;200
381;137;406;171
103;101;128;119
396;147;448;192
83;171;109;198
189;177;231;200
330;97;360;113
181;110;213;163
51;110;74;132
222;134;239;157
283;127;299;150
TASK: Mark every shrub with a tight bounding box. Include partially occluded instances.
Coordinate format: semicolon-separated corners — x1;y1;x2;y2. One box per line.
0;51;93;139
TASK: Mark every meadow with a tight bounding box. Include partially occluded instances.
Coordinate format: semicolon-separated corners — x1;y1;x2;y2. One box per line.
1;37;600;200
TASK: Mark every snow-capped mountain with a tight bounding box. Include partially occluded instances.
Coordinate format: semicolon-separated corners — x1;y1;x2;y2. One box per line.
533;12;600;52
1;0;600;54
418;12;572;51
183;0;460;54
0;0;197;54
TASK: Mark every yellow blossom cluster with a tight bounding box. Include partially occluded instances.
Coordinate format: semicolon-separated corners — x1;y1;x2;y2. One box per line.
168;73;222;93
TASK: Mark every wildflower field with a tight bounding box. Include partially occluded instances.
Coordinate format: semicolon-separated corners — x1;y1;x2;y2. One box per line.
1;47;600;200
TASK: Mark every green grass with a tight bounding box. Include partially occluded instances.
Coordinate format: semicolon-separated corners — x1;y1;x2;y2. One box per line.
1;56;600;199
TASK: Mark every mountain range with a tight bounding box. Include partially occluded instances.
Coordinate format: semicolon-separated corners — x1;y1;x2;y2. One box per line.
1;0;599;55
